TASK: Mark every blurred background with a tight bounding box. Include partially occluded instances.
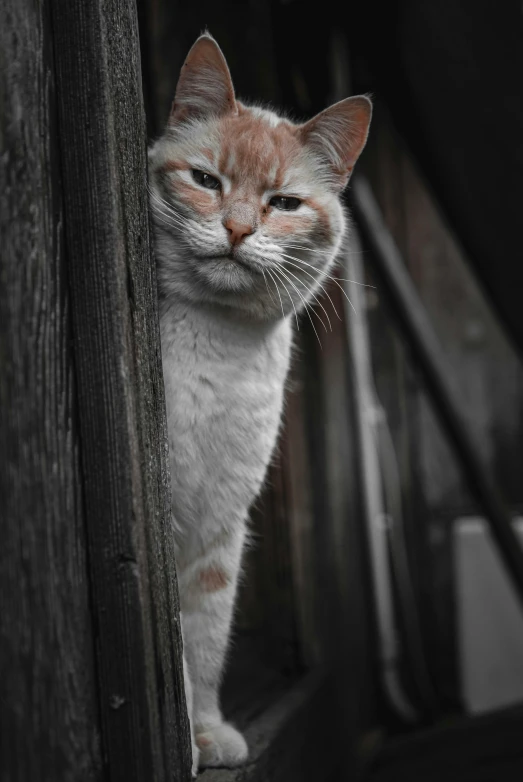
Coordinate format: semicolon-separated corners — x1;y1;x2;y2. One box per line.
138;0;523;778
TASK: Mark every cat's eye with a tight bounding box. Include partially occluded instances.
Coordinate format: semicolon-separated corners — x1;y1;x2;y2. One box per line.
269;195;302;211
191;169;221;190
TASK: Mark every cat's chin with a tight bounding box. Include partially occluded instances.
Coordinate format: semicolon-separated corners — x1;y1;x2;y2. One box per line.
197;256;259;293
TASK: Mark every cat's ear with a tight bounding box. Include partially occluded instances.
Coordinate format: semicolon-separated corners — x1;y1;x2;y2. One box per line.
169;34;237;126
299;96;372;187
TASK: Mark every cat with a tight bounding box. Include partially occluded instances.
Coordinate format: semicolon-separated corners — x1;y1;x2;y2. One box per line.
148;32;371;775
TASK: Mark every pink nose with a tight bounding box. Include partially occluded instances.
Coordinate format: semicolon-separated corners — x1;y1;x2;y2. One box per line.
224;219;254;246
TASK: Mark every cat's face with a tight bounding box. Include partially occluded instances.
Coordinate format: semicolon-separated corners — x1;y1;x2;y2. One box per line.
149;34;371;321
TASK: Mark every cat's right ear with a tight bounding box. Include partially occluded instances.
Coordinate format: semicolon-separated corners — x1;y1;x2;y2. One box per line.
169;34;237;126
299;96;372;188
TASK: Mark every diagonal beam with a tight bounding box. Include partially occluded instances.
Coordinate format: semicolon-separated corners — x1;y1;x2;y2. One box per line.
352;177;523;611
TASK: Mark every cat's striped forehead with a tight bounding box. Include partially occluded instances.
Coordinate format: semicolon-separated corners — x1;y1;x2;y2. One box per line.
218;107;300;191
163;103;312;194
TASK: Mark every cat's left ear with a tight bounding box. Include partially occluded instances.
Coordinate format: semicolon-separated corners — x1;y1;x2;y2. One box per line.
299;96;372;188
169;33;237;126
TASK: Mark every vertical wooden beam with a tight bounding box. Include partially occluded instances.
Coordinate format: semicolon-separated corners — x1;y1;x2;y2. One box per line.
49;0;192;779
0;1;103;779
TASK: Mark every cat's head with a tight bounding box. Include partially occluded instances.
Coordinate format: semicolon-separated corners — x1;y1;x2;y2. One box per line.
149;33;371;321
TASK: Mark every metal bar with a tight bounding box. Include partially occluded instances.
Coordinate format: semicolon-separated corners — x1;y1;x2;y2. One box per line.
345;233;425;720
352;177;523;610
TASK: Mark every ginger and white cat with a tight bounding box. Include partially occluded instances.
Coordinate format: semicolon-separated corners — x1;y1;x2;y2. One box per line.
148;33;371;774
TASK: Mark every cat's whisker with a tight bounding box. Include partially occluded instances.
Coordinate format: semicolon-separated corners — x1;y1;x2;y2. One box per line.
271;263;327;340
151;202;192;232
151;209;177;229
274;261;332;331
148;187;194;230
272;267;323;348
281;252;362;312
150;199;189;231
336;277;374;288
278;251;340;310
151;210;190;236
281;250;375;289
267;268;300;331
151;202;187;228
273;259;333;331
277;254;342;324
261;269;278;310
283;243;336;257
264;268;287;322
284;242;369;260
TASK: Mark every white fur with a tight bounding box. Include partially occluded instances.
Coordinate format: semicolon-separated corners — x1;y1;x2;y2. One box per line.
161;301;291;769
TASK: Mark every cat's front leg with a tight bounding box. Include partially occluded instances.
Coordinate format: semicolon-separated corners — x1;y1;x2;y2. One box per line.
179;526;248;770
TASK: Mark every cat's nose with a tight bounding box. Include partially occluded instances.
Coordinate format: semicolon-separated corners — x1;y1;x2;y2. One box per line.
224;219;254;247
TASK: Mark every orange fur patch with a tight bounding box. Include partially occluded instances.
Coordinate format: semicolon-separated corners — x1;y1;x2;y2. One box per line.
176;181;216;216
218;110;300;192
161;160;189;173
199;566;229;592
201;147;215;163
196;735;212;748
304;197;332;241
269;215;314;236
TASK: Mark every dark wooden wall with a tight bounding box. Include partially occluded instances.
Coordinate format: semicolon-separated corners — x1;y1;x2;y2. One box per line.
362;108;523;516
358;105;523;708
1;0;191;779
345;0;523;360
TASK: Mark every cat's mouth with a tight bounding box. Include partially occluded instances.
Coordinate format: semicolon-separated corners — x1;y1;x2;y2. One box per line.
212;252;236;262
206;252;262;274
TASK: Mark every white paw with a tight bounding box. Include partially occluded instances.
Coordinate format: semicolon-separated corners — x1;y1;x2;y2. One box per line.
196;722;248;768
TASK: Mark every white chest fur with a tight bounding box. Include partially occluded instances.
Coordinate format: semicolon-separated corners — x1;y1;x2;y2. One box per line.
160;301;292;564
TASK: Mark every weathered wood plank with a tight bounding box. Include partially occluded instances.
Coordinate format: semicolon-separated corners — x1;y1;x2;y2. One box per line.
49;0;191;779
0;1;103;779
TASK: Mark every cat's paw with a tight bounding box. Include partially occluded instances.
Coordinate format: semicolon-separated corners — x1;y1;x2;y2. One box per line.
196;722;248;768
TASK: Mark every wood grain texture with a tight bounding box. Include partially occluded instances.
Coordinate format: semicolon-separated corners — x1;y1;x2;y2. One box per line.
0;1;103;779
49;0;192;779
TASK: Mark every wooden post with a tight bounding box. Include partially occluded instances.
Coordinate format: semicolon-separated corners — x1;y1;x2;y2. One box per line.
1;0;191;779
0;0;103;779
